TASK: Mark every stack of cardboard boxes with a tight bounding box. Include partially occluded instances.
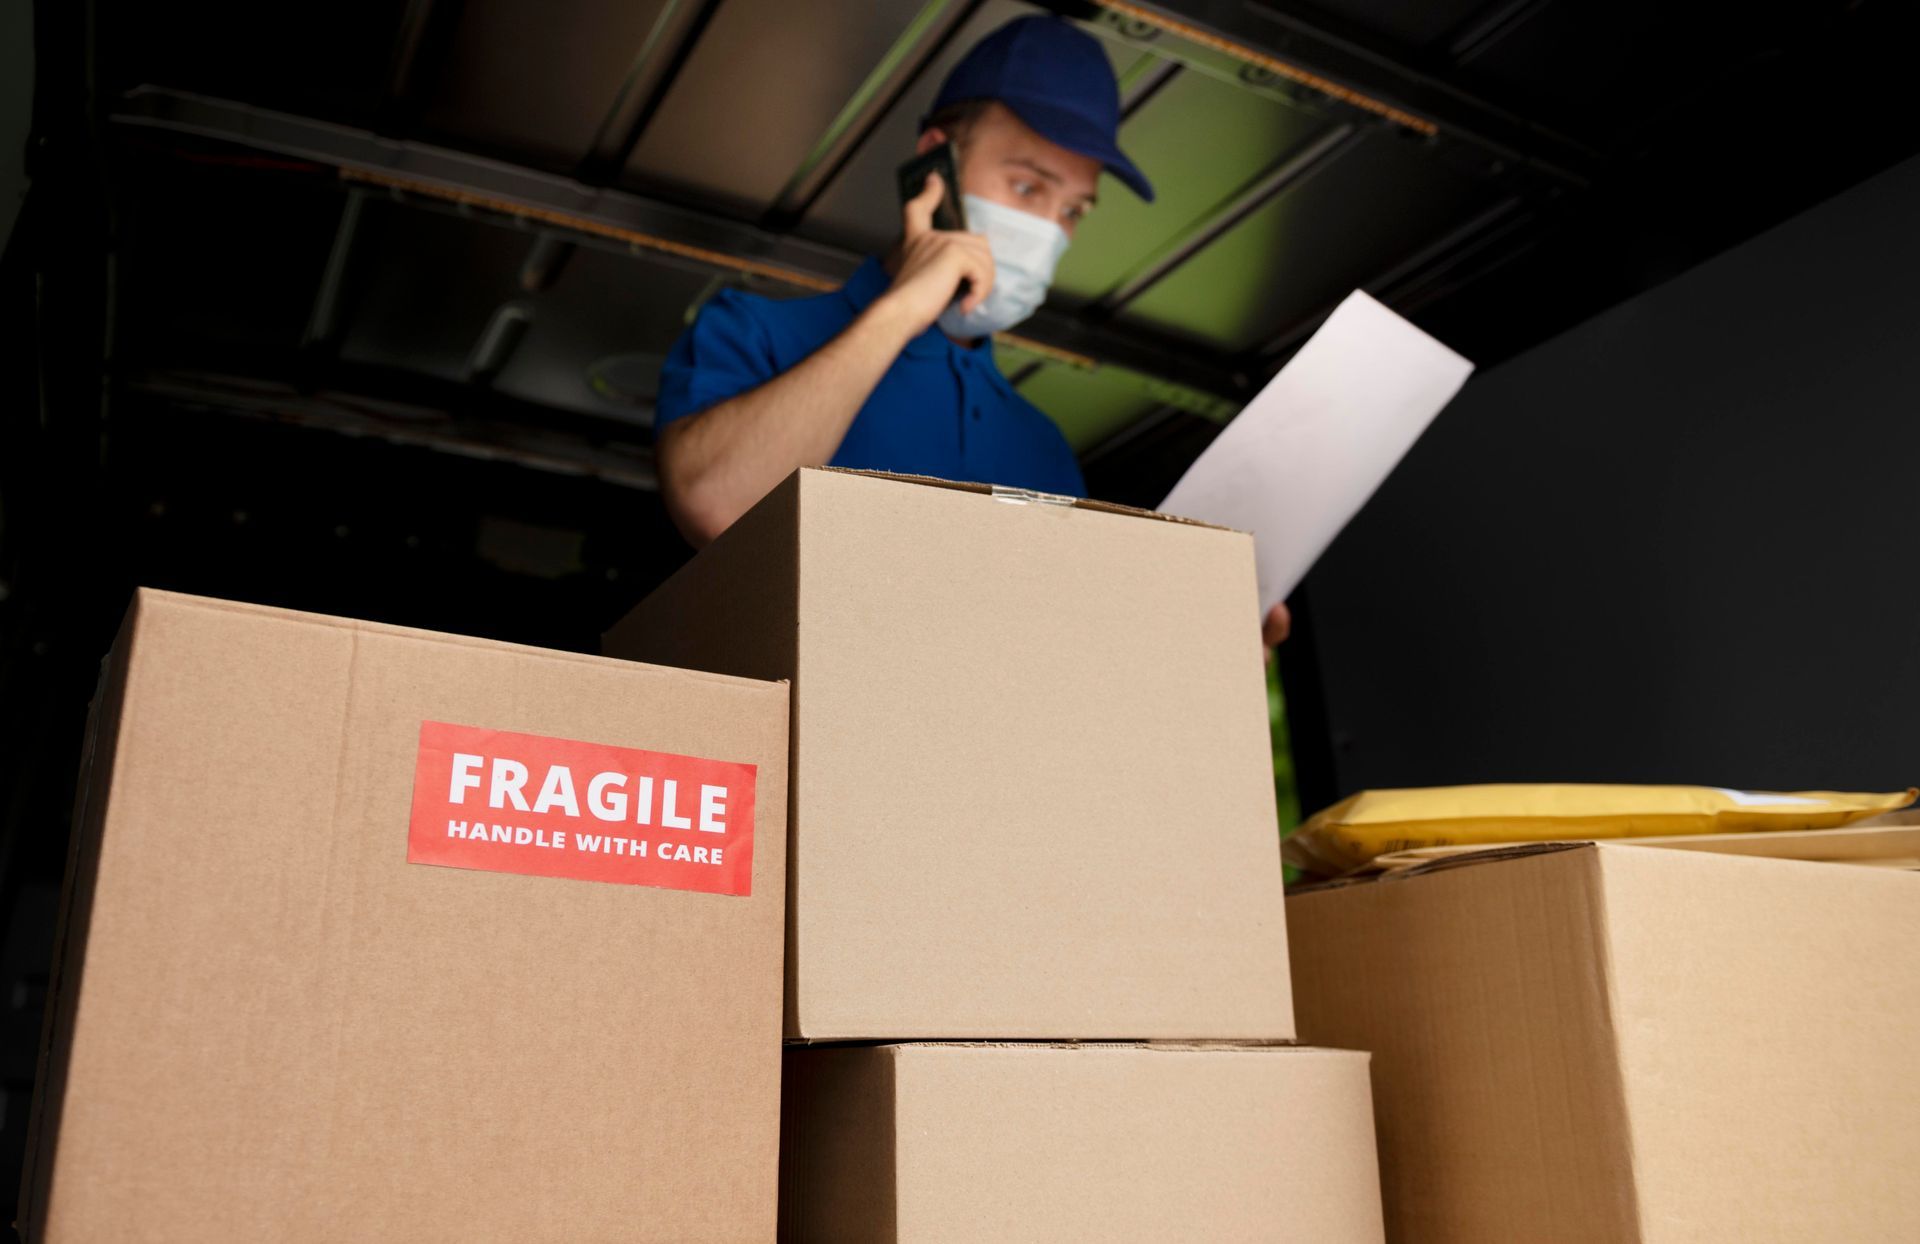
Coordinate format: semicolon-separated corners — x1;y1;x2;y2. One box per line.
26;467;1920;1242
604;468;1386;1242
22;467;1384;1241
22;467;1920;1240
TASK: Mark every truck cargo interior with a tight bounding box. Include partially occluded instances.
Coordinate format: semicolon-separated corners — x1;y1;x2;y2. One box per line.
4;0;1920;1232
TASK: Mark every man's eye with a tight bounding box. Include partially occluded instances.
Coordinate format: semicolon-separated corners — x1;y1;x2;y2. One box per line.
1012;180;1036;197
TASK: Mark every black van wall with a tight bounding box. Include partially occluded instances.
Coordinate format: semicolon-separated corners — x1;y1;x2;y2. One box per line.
1295;152;1920;799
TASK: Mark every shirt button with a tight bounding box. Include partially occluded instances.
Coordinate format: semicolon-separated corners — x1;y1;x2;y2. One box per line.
970;406;982;420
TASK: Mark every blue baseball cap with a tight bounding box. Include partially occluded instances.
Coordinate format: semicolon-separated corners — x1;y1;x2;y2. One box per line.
925;15;1155;203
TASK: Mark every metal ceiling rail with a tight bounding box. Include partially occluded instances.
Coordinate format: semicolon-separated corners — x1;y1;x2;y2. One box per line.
1252;195;1530;364
579;0;729;180
1087;123;1362;317
1116;55;1182;118
1086;194;1540;463
382;0;464;133
1444;0;1556;66
1090;0;1436;135
303;189;369;351
336;170;1121;379
352;172;1141;381
112;86;1252;407
114;88;861;277
1390;215;1544;321
1074;393;1203;469
343;162;840;289
519;0;726;294
762;0;987;231
1080;0;1598;188
385;0;446;107
128;370;661;490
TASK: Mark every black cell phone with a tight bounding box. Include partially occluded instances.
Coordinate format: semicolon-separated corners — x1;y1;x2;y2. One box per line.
896;143;967;232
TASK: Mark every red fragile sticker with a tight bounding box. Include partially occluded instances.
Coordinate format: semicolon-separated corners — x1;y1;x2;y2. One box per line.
407;720;756;897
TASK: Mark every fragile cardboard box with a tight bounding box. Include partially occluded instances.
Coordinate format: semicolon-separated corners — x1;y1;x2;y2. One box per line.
780;1043;1384;1243
1286;839;1920;1243
604;468;1293;1041
22;590;790;1243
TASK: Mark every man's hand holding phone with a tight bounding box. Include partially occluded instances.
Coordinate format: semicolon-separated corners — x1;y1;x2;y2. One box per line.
877;172;996;338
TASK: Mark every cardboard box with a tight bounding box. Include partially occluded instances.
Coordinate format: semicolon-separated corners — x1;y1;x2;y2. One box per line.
604;468;1292;1041
780;1043;1384;1243
22;590;790;1243
1286;840;1920;1243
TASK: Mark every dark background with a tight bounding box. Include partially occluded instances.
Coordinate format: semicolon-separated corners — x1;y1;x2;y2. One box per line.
1284;151;1920;809
5;0;1920;1222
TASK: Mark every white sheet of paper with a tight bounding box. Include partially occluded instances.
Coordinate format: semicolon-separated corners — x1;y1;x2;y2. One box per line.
1157;290;1475;614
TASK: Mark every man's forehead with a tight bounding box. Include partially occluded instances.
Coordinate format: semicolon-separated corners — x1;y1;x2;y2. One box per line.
969;102;1101;198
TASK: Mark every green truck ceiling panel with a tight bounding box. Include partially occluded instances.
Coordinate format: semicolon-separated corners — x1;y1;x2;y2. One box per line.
1053;69;1325;302
1118;132;1492;352
1086;24;1150;78
993;329;1242;451
1005;357;1160;451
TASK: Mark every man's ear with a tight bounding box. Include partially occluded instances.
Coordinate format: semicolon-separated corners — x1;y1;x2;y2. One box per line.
915;127;947;156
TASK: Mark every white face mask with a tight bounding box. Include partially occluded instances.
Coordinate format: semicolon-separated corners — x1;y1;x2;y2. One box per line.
937;193;1070;340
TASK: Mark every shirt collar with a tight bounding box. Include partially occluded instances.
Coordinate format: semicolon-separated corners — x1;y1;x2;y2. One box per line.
841;255;1004;364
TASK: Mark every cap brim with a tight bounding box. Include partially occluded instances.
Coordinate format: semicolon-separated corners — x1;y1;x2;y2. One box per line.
998;96;1155;204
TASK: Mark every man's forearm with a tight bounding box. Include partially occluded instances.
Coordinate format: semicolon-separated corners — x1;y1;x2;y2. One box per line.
660;296;919;545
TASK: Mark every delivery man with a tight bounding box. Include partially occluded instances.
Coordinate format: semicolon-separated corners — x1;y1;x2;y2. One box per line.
653;15;1291;645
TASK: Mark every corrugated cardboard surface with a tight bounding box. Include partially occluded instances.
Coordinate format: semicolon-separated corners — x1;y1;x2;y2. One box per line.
1286;847;1638;1242
1287;843;1920;1243
607;468;1293;1041
22;590;790;1243
1597;846;1920;1240
780;1043;1384;1243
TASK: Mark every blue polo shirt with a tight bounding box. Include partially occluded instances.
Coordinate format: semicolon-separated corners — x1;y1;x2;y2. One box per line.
655;257;1085;496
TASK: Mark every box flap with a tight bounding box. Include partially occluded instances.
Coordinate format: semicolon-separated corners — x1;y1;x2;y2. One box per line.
1294;840;1593;890
145;587;787;691
1364;823;1920;875
1606;821;1920;866
811;466;1236;532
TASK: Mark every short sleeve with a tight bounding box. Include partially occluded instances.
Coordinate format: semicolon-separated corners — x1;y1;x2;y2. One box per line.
654;293;781;439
